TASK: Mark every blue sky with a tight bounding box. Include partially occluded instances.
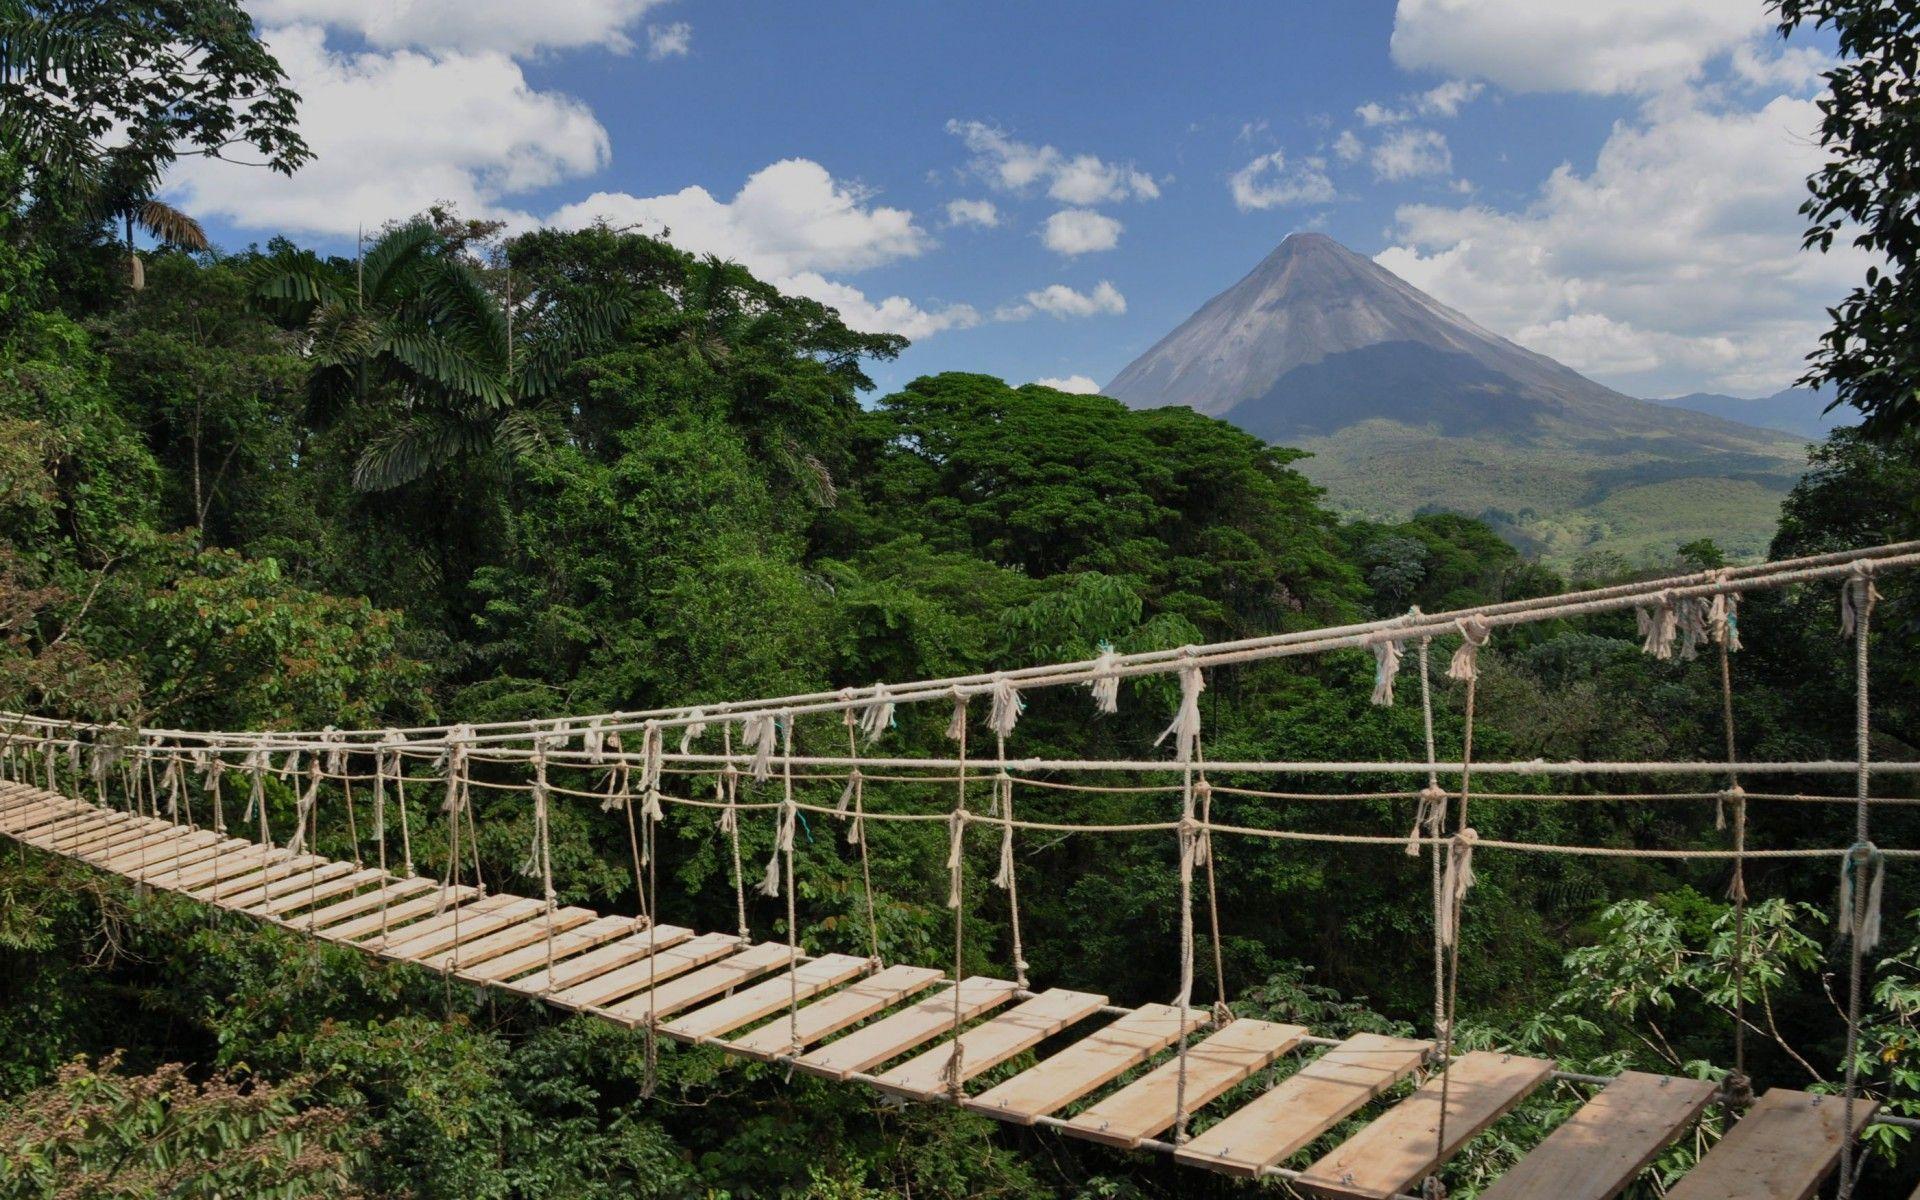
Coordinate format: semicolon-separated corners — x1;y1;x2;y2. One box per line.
172;1;1853;401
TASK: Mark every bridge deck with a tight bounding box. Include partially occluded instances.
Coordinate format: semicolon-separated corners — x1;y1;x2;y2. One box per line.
0;781;1869;1198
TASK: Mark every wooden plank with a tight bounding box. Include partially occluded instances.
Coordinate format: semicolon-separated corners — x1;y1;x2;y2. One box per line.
456;914;640;985
103;834;224;878
965;1003;1208;1125
190;855;333;902
1666;1088;1878;1200
729;964;944;1060
874;988;1110;1101
218;862;363;911
415;906;597;973
0;799;83;833
110;832;227;875
1175;1033;1431;1176
349;891;523;952
57;816;157;853
248;867;397;916
65;822;177;862
375;897;548;960
164;844;291;891
278;876;442;928
793;976;1021;1082
502;925;696;996
317;889;491;943
1479;1071;1716;1200
1298;1051;1556;1200
599;942;797;1026
661;953;872;1043
1062;1019;1308;1149
21;811;126;846
543;932;741;1009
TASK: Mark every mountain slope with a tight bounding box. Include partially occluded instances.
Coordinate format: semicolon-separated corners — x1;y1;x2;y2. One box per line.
1105;233;1808;562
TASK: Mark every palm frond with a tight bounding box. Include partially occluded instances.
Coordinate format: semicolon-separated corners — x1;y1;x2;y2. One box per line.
351;412;497;491
134;199;208;250
359;221;440;302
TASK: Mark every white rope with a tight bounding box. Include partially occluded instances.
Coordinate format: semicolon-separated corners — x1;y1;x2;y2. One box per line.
1156;653;1205;762
1372;637;1404;706
1089;643;1120;714
1447;616;1490;681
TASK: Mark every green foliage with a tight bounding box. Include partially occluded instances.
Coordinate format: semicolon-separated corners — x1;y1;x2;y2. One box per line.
1775;0;1920;438
0;1052;361;1199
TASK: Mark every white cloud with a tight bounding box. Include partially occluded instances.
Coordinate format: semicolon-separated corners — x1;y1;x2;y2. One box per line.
779;272;980;340
1375;94;1869;395
1228;150;1337;211
166;24;608;236
1418;79;1485;117
1357;102;1405;127
1371;128;1452;181
1391;0;1772;95
645;21;691;59
946;120;1159;204
548;158;929;277
998;281;1127;321
1041;208;1123;255
249;0;671;55
1730;42;1831;93
945;198;1000;228
1032;374;1102;393
1332;130;1365;163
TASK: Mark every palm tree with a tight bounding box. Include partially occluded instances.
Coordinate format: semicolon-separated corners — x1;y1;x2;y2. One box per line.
252;220;624;490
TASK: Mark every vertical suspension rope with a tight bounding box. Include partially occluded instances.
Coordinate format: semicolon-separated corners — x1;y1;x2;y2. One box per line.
782;713;802;1055
721;723;747;940
389;733;415;878
532;743;558;977
943;689;971;1097
1427;619;1487;1200
1168;653;1205;1144
842;719;881;964
1838;568;1880;1200
993;730;1029;991
1414;629;1447;1039
642;724;665;1098
1714;578;1754;1103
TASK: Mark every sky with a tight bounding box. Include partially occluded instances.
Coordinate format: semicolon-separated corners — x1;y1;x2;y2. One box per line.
168;0;1861;402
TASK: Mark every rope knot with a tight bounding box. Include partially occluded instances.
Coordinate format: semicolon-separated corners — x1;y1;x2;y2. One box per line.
1716;783;1745;832
1089;642;1121;714
1437;828;1479;948
1372;636;1404;706
858;684;896;745
1838;841;1886;952
944;688;969;743
1840;563;1881;640
1636;592;1679;660
679;709;708;754
1155;653;1206;762
987;674;1024;739
1447;616;1490;682
1407;785;1449;857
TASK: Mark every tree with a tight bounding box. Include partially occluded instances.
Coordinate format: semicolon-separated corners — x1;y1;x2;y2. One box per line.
1774;0;1920;438
0;0;307;208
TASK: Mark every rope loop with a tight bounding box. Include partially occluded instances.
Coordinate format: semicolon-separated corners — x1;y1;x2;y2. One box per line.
1840;562;1881;640
1447;617;1490;681
858;683;896;744
1156;651;1206;762
1089;641;1121;714
1437;828;1479;948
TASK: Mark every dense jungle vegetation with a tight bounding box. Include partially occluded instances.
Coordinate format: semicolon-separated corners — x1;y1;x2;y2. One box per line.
2;2;1919;1196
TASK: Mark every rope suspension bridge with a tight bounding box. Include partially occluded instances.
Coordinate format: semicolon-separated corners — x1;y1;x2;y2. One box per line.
4;539;1917;1199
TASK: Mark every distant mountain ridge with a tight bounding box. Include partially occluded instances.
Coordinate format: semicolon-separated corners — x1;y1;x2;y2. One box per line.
1656;386;1848;441
1104;233;1809;562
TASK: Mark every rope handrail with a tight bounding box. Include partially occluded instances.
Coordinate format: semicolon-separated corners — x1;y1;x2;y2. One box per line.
6;538;1915;751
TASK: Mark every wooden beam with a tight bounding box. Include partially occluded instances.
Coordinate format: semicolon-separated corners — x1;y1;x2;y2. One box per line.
1061;1019;1307;1149
1297;1051;1556;1200
1174;1033;1431;1177
728;964;944;1060
873;988;1109;1102
1666;1089;1878;1200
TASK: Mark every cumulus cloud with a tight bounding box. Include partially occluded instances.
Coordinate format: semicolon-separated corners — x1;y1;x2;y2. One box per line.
1371;128;1452;181
548;158;929;277
945;198;1000;228
1228;150;1337;211
645;21;691;59
249;0;672;55
1375;95;1868;395
1355;79;1484;126
946;120;1159;204
998;281;1127;321
1041;208;1123;255
780;272;980;340
1032;375;1102;393
166;24;609;236
1390;0;1772;95
1332;130;1365;163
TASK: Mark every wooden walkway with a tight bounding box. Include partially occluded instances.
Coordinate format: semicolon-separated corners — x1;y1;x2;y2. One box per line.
0;781;1875;1198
